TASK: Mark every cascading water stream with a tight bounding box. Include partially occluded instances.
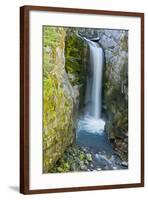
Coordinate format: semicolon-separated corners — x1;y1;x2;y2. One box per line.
77;38;105;134
85;39;103;119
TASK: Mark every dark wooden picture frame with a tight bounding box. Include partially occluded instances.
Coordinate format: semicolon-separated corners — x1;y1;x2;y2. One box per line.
20;5;144;194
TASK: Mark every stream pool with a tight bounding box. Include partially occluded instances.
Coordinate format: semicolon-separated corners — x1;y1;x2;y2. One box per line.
76;116;128;171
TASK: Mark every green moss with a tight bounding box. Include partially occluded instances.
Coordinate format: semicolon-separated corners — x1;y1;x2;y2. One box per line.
43;26;65;49
43;26;66;74
64;30;88;110
120;35;128;51
49;145;93;173
65;32;88;86
79;153;85;161
43;27;75;173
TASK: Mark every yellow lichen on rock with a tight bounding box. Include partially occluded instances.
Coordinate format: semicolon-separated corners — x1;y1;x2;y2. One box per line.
43;27;75;173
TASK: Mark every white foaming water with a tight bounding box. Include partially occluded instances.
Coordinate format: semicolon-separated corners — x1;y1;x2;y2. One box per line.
77;38;105;135
84;38;104;119
77;116;105;135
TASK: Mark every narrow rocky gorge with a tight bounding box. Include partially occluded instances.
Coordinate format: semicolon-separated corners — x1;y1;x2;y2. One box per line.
43;27;128;173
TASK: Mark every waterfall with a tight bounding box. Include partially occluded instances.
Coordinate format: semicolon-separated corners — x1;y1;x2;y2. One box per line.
85;39;104;119
77;38;105;134
76;37;126;171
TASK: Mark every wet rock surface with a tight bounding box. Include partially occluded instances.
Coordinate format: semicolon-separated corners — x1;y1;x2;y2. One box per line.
49;143;127;173
49;128;128;173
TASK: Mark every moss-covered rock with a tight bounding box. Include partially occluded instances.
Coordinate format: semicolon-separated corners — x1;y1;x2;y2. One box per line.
43;27;75;173
43;27;89;173
49;144;93;173
65;29;88;109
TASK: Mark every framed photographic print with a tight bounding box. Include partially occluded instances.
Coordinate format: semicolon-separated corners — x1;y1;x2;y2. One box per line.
20;5;144;194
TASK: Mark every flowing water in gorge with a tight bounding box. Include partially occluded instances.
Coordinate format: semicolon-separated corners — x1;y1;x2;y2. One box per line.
76;39;126;171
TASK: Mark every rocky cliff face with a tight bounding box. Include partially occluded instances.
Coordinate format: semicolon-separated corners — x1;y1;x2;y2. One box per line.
43;27;75;172
99;30;128;161
43;27;88;173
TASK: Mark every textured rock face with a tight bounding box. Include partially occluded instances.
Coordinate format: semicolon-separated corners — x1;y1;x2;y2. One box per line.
99;30;128;161
43;27;75;172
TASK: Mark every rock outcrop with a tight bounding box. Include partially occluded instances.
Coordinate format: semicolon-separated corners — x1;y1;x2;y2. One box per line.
99;30;128;161
43;27;88;173
43;27;75;172
65;28;88;111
